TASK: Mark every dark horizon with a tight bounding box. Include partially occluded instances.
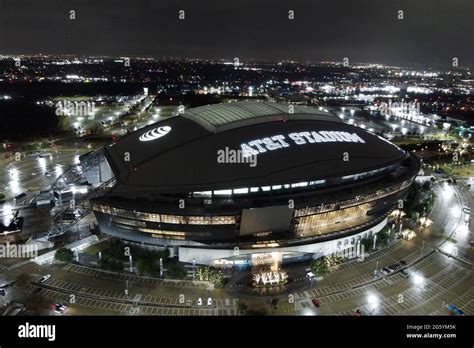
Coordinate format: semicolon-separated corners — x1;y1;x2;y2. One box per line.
0;0;472;69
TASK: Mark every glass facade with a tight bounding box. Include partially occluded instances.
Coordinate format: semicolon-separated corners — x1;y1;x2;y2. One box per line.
191;165;395;197
294;177;413;217
92;203;236;225
294;203;372;237
92;163;415;245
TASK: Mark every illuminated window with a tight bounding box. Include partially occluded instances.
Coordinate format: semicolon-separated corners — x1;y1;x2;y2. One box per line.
291;182;308;188
193;191;212;197
214;189;232;195
233;188;249;194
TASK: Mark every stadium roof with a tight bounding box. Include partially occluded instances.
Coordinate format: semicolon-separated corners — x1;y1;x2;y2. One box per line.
103;102;407;195
183;101;341;133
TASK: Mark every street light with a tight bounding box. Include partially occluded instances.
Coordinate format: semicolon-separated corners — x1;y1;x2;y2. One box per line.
307;272;315;289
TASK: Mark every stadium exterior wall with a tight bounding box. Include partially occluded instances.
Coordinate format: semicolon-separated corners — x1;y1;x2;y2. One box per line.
178;217;388;266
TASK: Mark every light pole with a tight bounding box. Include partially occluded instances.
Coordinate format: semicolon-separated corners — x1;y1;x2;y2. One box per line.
374;260;379;277
159;258;163;278
125;280;129;298
192;258;196;280
129;254;133;273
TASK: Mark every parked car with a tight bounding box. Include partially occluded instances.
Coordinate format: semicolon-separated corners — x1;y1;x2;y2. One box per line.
381;267;391;275
399;260;407;266
0;288;6;296
388;263;401;271
353;309;362;316
447;304;464;316
14;193;26;200
53;303;67;314
197;298;202;306
38;153;52;158
39;274;51;283
207;298;212;306
311;298;320;307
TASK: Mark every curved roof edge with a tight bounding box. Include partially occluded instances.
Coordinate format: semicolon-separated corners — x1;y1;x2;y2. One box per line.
182;101;342;133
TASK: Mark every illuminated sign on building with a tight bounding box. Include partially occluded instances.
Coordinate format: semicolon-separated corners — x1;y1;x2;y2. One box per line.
139;126;171;142
241;131;365;157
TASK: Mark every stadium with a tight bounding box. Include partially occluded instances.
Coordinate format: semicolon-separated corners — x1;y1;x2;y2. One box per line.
86;102;420;266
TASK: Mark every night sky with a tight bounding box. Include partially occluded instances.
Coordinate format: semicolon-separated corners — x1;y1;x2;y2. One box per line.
0;0;472;68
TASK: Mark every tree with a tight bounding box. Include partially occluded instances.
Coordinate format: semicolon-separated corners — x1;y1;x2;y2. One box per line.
24;294;50;314
161;247;170;262
55;248;74;263
15;272;32;288
271;297;279;310
135;257;159;276
57;115;70;132
310;258;328;277
361;236;373;251
325;255;343;267
378;232;389;245
210;269;225;288
237;301;248;315
98;257;123;272
195;267;211;281
166;262;187;279
195;267;225;287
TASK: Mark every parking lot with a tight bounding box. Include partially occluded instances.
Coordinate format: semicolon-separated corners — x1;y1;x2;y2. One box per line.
291;250;473;316
40;276;238;308
334;253;471;315
19;282;239;315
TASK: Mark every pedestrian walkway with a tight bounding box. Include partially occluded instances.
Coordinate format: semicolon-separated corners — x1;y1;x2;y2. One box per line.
63;263;209;289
